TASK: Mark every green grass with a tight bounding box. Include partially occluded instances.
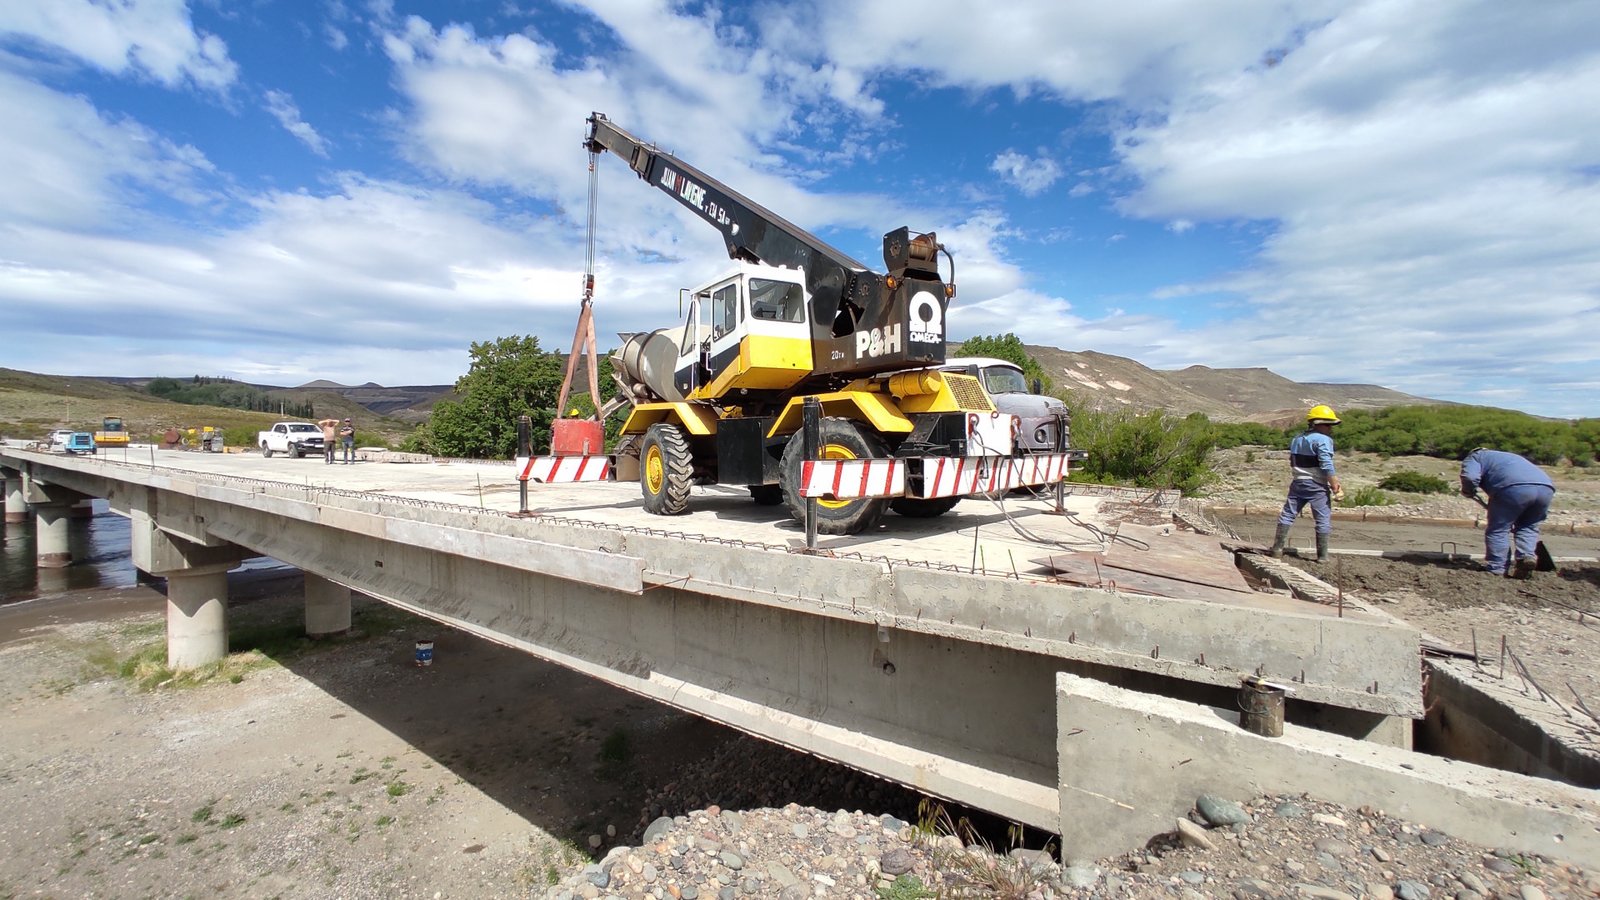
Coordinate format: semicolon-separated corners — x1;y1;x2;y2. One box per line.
219;813;246;829
191;802;216;825
385;780;410;799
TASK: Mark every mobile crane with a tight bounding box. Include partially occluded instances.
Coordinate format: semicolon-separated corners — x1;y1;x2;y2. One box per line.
574;113;1075;534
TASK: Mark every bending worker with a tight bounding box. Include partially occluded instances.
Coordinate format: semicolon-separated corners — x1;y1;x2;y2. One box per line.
1459;448;1555;577
1269;405;1343;562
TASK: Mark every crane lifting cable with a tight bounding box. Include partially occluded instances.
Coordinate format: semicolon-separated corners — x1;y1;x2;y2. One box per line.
550;144;606;453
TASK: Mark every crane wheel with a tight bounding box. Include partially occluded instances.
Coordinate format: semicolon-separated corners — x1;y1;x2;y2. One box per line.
779;418;889;535
889;496;961;518
640;423;693;515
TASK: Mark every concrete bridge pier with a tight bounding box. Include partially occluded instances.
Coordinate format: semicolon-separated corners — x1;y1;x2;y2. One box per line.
34;502;73;567
304;573;351;638
2;467;24;524
165;566;233;668
18;474;87;566
130;509;245;669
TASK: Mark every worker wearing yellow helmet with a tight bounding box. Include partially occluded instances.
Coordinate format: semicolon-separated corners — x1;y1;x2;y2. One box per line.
1268;405;1344;563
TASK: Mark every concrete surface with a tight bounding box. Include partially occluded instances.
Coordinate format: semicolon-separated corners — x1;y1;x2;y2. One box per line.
1056;672;1600;867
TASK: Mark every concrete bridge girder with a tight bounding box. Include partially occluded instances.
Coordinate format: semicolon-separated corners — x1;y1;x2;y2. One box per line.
0;447;1433;839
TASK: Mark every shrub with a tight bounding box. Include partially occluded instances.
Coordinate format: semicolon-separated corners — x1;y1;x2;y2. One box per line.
1339;486;1395;507
1212;422;1286;449
1066;403;1215;495
1377;471;1452;494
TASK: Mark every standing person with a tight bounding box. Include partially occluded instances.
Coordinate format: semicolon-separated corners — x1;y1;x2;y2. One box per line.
1268;405;1343;563
317;417;339;465
340;418;356;464
1460;448;1556;577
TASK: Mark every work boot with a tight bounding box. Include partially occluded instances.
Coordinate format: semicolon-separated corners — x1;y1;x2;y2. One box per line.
1513;557;1536;580
1268;524;1292;559
1315;533;1330;563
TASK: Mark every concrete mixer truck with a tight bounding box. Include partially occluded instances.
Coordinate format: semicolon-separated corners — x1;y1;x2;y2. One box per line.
584;113;1078;534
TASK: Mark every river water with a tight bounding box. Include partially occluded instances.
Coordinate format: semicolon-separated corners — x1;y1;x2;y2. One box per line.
1;500;134;603
2;500;293;606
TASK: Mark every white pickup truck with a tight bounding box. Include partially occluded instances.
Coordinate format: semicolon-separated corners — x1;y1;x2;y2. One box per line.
257;422;326;458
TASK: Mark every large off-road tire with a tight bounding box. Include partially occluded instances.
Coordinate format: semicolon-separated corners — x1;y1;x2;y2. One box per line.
780;418;889;535
748;485;784;505
889;496;961;518
640;423;693;515
260;443;273;458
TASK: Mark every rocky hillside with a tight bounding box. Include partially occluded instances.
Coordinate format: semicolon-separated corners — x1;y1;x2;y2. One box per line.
1021;345;1435;422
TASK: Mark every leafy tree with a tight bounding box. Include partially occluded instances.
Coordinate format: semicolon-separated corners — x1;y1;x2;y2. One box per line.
405;336;619;459
955;333;1053;393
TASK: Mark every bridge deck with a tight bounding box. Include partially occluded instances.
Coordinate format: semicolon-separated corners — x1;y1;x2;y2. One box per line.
43;445;1315;606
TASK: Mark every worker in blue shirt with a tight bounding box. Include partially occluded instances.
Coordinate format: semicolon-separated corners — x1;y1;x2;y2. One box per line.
1460;448;1556;577
1269;405;1343;563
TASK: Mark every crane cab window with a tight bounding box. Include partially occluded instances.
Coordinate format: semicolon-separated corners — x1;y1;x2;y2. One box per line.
749;279;805;323
711;283;740;339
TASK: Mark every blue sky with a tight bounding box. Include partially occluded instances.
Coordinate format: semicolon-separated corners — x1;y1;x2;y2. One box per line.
1;1;1597;417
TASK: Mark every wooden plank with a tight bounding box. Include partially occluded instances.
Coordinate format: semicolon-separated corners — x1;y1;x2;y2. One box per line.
1029;553;1259;604
1099;532;1253;594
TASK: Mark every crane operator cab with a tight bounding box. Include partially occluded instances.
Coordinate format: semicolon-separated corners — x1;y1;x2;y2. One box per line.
672;263;813;401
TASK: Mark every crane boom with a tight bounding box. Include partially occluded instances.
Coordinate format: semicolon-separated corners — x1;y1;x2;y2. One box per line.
584;112;951;379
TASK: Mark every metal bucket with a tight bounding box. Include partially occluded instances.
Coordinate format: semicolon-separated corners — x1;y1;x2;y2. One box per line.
1238;680;1285;737
414;640;434;667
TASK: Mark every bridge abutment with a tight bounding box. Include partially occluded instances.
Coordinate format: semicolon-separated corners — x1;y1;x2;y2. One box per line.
304;573;351;638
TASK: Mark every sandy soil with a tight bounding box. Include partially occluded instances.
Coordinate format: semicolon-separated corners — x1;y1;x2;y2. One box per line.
0;577;737;899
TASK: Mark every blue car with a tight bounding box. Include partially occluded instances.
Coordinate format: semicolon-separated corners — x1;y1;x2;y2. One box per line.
63;432;96;455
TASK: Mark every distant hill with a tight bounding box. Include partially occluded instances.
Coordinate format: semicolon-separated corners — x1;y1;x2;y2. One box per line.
1014;345;1440;422
6;343;1447;439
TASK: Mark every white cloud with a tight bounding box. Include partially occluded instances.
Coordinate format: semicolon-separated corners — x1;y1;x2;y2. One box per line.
0;0;237;91
0;68;216;229
1107;1;1600;415
990;150;1062;197
263;90;331;157
811;0;1345;103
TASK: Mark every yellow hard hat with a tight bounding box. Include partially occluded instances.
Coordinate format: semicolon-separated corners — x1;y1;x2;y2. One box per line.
1307;404;1341;424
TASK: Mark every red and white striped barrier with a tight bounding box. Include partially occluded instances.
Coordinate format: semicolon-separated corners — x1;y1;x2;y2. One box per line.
913;453;1072;498
516;455;612;483
797;453;1073;500
799;458;905;499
